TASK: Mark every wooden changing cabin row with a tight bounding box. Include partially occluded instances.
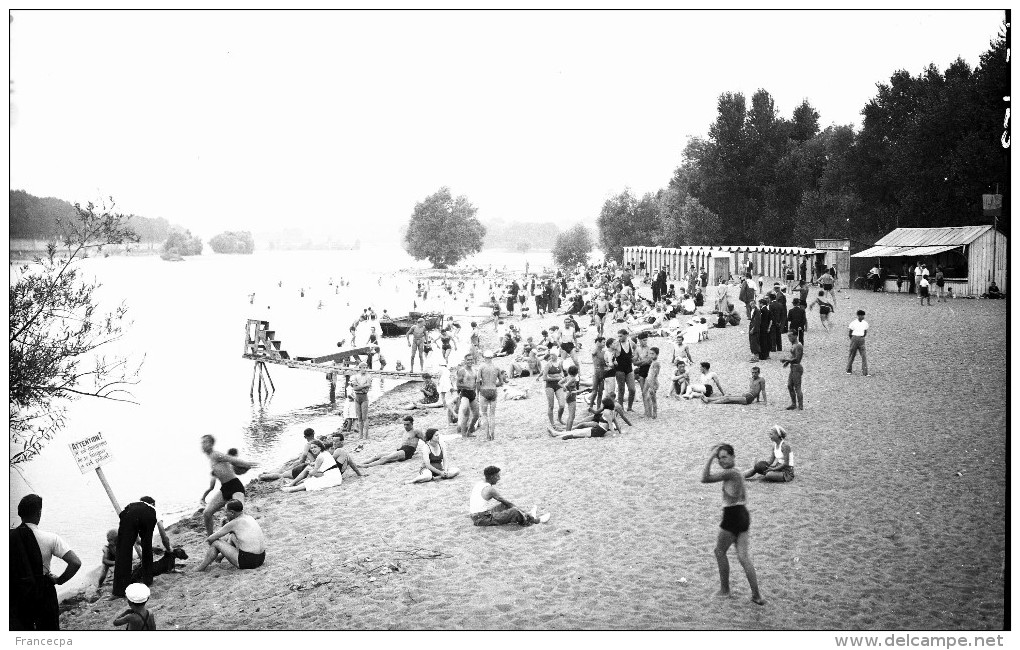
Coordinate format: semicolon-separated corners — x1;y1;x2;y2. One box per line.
623;244;817;288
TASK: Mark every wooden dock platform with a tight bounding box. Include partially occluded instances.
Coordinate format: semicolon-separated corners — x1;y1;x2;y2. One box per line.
243;319;426;383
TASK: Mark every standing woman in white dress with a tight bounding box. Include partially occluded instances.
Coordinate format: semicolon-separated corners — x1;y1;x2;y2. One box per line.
282;440;343;492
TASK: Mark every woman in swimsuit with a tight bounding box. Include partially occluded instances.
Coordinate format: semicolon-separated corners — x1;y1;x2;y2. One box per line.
201;435;256;535
557;365;580;430
406;428;460;484
282;440;344;493
351;362;372;440
439;327;456;363
541;352;567;429
614;329;638;412
701;444;765;606
548;397;619;439
744;425;794;482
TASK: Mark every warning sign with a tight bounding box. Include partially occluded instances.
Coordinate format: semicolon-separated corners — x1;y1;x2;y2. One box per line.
68;432;113;475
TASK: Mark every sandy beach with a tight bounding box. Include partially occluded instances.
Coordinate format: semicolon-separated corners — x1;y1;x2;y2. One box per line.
59;285;1006;631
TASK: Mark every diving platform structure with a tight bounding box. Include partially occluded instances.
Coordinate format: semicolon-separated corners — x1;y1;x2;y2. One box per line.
243;319;425;402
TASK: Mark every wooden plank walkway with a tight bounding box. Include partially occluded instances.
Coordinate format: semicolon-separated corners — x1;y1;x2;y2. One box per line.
242;353;426;380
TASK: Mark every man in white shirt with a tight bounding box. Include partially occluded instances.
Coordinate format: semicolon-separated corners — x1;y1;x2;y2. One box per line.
11;494;81;630
846;310;870;376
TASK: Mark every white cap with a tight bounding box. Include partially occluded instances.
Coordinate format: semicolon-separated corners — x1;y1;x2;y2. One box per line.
125;583;150;604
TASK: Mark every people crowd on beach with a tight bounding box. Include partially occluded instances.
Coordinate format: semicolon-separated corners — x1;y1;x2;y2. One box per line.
15;252;926;630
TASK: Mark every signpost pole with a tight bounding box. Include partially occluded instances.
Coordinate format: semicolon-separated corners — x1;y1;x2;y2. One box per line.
95;466;122;515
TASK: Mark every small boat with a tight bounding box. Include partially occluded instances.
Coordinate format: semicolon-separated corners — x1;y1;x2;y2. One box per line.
379;311;444;337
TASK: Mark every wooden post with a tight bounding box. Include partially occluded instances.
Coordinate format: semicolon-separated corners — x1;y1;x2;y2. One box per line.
250;364;258;399
262;362;275;392
95;466;122;515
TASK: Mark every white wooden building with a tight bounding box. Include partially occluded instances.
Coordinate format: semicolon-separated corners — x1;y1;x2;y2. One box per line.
851;226;1007;296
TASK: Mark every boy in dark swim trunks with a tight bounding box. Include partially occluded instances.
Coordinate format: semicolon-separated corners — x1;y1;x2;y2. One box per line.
700;444;765;606
362;416;426;467
195;500;266;572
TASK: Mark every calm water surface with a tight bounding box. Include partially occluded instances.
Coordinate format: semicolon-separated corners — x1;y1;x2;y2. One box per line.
9;245;551;596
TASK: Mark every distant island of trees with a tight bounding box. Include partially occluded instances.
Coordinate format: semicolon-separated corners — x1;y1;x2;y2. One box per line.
481;219;559;251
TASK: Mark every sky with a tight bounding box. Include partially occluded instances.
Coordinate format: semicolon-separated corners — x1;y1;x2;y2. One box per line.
9;9;1006;243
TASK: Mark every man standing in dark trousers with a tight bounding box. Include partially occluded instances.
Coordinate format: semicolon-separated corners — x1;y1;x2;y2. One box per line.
739;276;756;319
757;298;771;360
654;267;668;302
799;258;807;283
112;496;164;598
10;494;81;630
787;298;807;345
768;292;786;353
748;301;762;362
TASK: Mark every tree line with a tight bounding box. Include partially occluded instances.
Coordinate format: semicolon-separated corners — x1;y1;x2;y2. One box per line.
598;22;1009;261
10;189;174;245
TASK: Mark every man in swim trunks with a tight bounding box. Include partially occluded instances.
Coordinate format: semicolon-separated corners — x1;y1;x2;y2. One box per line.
362;416;426;467
478;351;503;441
456;356;481;437
201;435;256;535
406;318;428;373
702;367;767;405
469;321;481;359
818;270;836;308
782;330;804;410
701;444;765;606
195;500;266;572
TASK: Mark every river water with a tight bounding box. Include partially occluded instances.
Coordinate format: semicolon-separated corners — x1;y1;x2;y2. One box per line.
9;244;551;597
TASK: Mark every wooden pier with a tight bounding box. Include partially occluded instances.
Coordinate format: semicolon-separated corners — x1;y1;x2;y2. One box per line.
243;319;426;402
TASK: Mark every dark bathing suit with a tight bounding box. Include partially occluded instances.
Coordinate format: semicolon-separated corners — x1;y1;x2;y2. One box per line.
399;445;417;460
220;477;245;500
615;342;634;374
238;549;266;570
546;363;563;391
459;388;477;402
561;342;575;354
720;505;751;535
481;388;498;401
427;444;444;470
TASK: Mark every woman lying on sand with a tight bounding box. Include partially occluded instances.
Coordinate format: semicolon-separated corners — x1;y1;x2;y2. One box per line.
744;425;794;482
405;428;460;484
548;397;620;439
281;440;344;493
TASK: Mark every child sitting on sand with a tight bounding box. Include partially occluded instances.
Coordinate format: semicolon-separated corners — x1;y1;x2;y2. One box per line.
113;583;156;630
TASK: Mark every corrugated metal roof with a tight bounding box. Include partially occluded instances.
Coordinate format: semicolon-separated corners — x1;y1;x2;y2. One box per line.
852;244;963;258
874;226;991;247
